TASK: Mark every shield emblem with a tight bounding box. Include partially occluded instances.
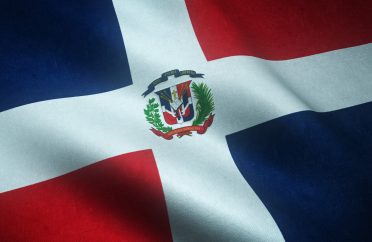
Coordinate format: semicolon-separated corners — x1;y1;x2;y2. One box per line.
155;80;195;125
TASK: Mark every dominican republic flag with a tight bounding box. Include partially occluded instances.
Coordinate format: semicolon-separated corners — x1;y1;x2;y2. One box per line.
0;0;371;241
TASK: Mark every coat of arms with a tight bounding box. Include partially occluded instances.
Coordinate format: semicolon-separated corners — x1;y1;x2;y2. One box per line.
142;69;215;140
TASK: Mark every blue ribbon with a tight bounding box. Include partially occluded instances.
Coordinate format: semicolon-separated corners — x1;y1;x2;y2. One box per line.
142;69;204;97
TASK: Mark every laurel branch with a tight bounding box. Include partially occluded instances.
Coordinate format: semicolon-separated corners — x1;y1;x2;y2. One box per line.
144;98;172;133
191;82;215;126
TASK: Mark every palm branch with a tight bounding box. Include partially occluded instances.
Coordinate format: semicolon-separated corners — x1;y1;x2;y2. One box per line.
191;82;215;126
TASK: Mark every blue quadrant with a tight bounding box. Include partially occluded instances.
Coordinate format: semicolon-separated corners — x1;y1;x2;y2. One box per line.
0;0;131;111
226;102;372;242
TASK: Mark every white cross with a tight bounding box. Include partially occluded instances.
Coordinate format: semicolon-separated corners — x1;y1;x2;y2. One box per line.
1;1;371;241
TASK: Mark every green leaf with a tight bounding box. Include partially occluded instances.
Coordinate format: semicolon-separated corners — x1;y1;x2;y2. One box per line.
192;82;215;126
161;127;172;133
144;98;172;134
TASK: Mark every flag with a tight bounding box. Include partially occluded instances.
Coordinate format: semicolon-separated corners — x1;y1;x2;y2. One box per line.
0;0;371;241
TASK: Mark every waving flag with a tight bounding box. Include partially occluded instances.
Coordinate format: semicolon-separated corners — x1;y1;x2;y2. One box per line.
1;0;371;241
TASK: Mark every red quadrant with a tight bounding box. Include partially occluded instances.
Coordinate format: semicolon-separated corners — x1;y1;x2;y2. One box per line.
0;150;173;242
186;0;372;61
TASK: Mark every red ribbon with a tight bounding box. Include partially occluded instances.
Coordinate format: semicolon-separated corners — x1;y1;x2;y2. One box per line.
150;114;215;140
